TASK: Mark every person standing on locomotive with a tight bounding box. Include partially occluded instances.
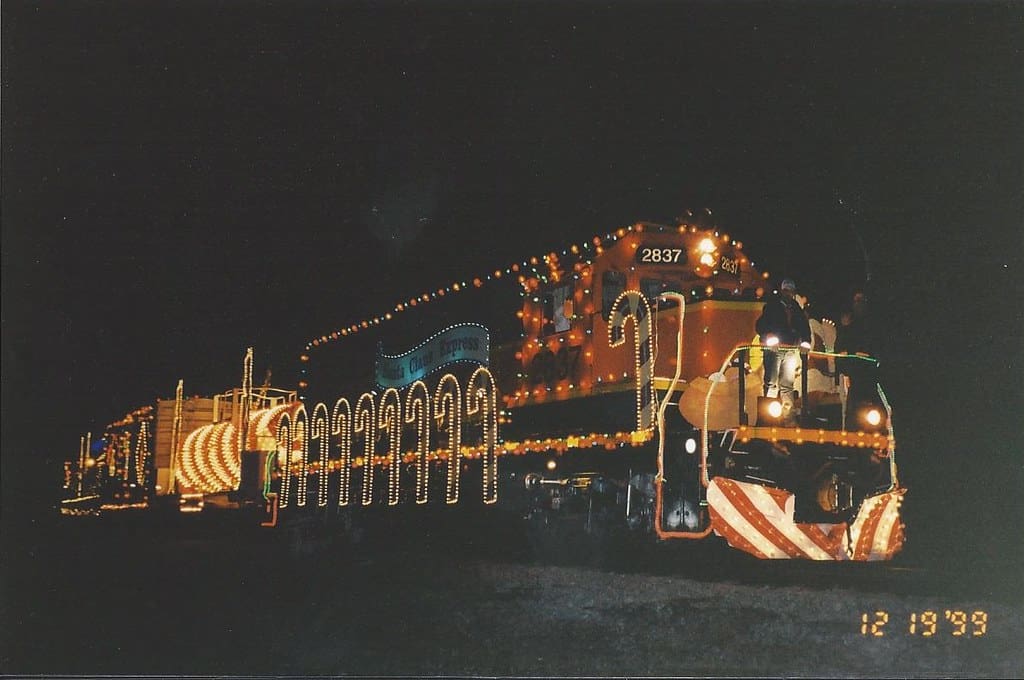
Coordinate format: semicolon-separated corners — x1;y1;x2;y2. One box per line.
835;289;879;421
756;278;812;422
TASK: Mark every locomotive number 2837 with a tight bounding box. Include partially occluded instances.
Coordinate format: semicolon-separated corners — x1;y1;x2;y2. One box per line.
637;247;683;264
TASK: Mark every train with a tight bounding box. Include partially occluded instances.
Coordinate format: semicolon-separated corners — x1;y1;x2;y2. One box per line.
62;217;905;561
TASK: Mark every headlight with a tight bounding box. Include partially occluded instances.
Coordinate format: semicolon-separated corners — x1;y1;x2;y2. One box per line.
765;335;779;347
864;408;882;427
757;396;787;425
685;437;698;454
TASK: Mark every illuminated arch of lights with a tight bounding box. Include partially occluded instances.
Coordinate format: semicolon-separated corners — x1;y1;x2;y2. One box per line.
174;372;653;503
405;381;431;505
354;392;377;507
271;378;662;510
467;367;499;505
434;374;462;505
275;370;500;509
277;413;294;505
331;397;353;506
380;388;402;507
293;410;309;506
311;402;331;508
134;420;150;487
608;290;657;432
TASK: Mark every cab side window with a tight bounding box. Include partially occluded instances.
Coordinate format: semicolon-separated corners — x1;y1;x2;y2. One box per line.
602;270;626;320
542;284;573;336
641;277;683;308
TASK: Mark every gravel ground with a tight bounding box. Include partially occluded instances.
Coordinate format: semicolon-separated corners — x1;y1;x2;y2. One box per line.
267;552;1023;678
3;516;1022;678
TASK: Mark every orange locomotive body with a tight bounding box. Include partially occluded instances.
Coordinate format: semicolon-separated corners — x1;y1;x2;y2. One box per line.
493;224;768;413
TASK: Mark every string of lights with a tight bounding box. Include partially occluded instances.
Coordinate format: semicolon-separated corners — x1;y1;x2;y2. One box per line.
274;429;654;479
466;368;499;505
312;402;331;508
405;381;431;505
277;415;293;507
380;388;403;506
434;374;462;505
355;393;376;506
293;409;309;507
169;379;184;494
133;420;150;488
607;290;657;432
271;370;503;508
301;222;765;348
331;397;353;506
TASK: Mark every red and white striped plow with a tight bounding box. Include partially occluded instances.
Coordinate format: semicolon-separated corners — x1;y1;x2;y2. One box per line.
706;478;906;561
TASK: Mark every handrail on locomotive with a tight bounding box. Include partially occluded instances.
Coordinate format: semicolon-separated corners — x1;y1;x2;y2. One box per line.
698;342;896;483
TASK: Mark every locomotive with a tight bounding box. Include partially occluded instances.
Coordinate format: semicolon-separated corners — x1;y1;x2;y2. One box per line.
66;218;905;561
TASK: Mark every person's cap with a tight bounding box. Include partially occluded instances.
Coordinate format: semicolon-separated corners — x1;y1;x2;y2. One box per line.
780;278;797;291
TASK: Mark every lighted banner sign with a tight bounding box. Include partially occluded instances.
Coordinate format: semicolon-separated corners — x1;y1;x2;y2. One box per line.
376;323;490;388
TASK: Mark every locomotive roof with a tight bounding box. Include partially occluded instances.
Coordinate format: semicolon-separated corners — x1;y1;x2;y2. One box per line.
301;220;768;355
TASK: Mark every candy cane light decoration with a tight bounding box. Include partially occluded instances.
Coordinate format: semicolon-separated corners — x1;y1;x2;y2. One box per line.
355;392;377;506
434;374;462;505
466;367;499;504
331;397;353;506
311;402;330;507
277;412;293;508
404;381;431;504
608;290;657;431
379;388;403;506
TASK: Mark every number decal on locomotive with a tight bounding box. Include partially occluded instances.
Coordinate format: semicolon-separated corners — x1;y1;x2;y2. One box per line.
637;247;683;264
719;255;739;274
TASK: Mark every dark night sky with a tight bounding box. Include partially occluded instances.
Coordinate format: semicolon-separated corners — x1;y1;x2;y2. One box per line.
2;0;1022;559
